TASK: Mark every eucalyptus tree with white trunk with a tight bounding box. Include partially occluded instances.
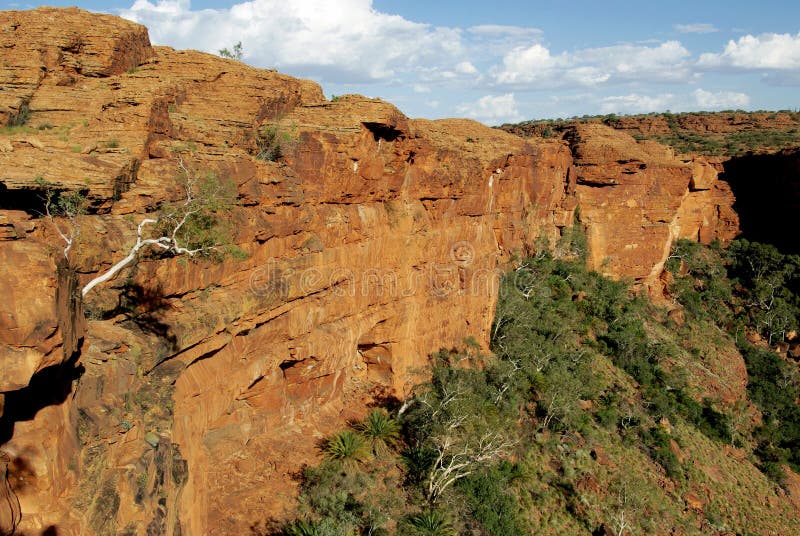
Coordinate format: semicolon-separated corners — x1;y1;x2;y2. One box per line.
404;362;516;505
41;158;237;298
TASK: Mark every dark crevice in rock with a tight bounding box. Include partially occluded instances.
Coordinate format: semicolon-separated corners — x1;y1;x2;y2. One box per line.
113;158;140;201
575;179;619;188
0;183;48;216
363;122;403;143
245;375;265;391
57;261;86;360
0;182;111;217
176;345;221;372
279;358;306;371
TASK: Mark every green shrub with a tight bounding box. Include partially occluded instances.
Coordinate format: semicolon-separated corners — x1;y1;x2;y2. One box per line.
153;169;238;258
400;445;437;486
8;100;30;127
218;41;243;61
283;519;321;536
739;342;800;473
297;461;381;532
457;463;527;535
255;121;297;161
404;510;454;536
323;431;369;464
640;426;683;479
726;239;800;344
356;409;400;456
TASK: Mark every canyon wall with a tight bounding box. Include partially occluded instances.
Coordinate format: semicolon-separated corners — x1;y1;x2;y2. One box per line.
0;8;740;535
562;123;739;290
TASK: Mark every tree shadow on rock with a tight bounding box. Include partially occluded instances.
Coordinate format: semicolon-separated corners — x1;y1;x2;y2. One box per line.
105;283;178;360
367;386;402;413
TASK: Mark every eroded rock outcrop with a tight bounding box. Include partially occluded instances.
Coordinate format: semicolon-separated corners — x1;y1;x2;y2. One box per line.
0;8;748;535
605;111;800;141
561;124;738;292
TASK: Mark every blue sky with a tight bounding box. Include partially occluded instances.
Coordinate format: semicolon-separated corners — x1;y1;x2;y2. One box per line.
7;0;800;123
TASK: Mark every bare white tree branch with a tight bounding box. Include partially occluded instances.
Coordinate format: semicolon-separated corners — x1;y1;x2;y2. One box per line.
41;158;233;298
43;189;77;260
426;430;513;503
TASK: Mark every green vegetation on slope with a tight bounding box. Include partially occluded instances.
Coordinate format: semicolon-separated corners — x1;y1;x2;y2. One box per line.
654;125;800;156
270;231;800;535
667;238;800;480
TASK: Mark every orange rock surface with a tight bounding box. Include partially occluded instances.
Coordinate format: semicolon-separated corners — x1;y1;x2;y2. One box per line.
606;111;800;139
0;8;747;535
562;123;738;292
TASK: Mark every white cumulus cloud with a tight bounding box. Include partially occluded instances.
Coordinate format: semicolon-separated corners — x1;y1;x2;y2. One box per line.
494;43;555;84
599;93;678;114
598;88;751;115
455;61;478;75
493;40;693;88
698;32;800;70
456;93;522;124
121;0;467;83
693;88;750;109
468;25;543;39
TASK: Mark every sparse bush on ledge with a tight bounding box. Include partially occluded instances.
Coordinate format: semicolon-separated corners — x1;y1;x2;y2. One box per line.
218;41;243;61
254;120;298;162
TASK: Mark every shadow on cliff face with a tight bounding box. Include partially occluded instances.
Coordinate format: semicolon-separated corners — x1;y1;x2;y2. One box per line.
0;351;82;535
0;347;85;446
721;149;800;254
0;184;48;217
104;283;178;357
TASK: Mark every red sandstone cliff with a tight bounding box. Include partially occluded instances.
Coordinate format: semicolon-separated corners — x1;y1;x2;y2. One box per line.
605;111;800;140
561;123;738;291
0;8;743;535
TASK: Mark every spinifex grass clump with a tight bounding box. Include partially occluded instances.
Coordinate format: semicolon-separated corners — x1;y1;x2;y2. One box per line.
323;430;369;465
356;409;400;456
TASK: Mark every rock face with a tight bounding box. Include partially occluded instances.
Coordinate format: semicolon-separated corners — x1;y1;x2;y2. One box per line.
0;8;746;536
605;111;800;140
561;124;739;291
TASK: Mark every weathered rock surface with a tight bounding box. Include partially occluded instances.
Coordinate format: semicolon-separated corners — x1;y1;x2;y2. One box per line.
0;7;785;536
561;124;738;292
605;111;800;140
0;8;575;534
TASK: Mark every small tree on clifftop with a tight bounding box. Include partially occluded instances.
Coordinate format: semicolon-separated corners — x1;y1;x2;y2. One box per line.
218;41;243;61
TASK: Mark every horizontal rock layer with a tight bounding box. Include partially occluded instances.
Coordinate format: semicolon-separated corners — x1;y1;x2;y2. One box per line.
0;8;743;535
